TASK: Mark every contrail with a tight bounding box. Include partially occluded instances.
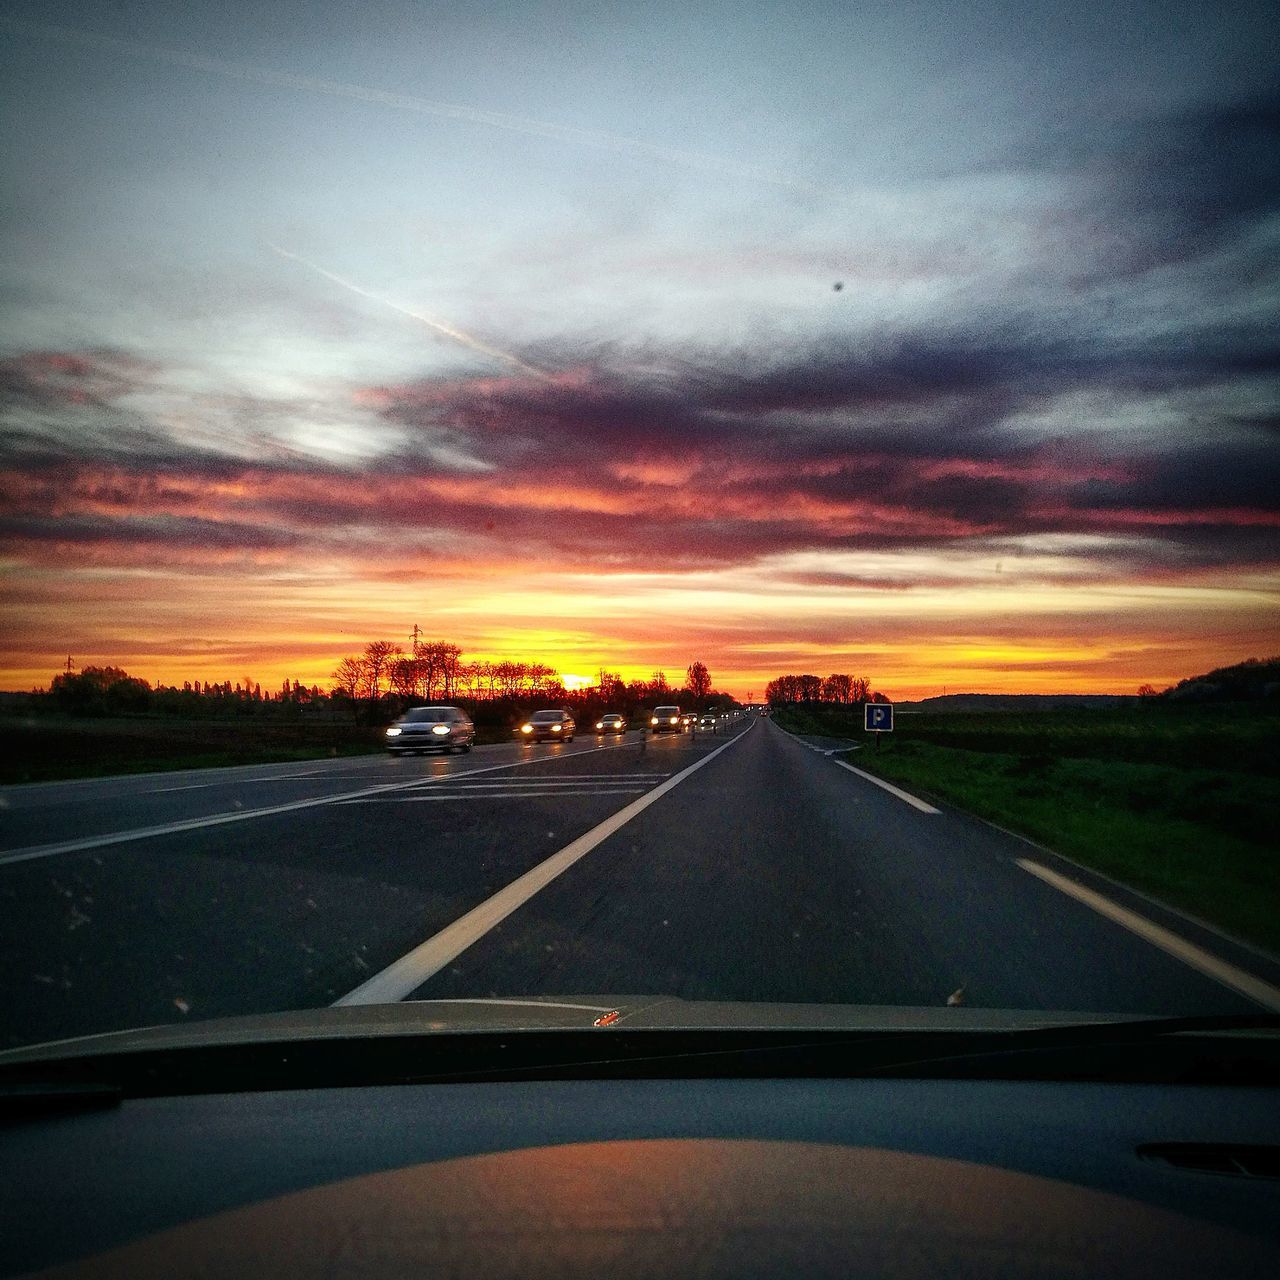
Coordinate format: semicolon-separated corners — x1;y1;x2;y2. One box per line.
3;16;825;195
268;245;551;380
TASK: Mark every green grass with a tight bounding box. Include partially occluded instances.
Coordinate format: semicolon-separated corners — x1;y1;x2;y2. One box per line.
775;704;1280;955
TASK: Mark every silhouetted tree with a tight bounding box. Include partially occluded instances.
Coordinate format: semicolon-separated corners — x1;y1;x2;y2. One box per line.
331;656;364;721
685;661;712;699
361;641;399;702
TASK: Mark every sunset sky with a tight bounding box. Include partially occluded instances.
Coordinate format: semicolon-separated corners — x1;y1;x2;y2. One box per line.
2;1;1277;699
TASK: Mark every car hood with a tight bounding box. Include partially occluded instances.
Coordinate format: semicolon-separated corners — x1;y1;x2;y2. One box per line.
0;996;1153;1065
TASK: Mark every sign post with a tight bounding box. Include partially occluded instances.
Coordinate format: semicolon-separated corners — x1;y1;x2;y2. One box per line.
864;702;893;749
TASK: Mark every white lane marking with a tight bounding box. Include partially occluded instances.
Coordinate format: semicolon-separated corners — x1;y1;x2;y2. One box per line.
0;742;645;867
148;773;330;793
832;759;940;814
340;788;650;803
0;736;645;799
422;998;617;1012
1017;859;1280;1012
336;725;752;1004
395;778;663;787
438;775;670;783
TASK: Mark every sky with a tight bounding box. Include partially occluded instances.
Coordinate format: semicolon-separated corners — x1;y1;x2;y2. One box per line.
1;0;1278;698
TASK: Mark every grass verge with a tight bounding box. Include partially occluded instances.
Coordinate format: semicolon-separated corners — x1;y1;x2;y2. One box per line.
776;706;1279;956
857;739;1278;955
0;717;387;785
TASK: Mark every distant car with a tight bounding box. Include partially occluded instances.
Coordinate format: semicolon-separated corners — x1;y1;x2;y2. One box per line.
680;712;697;728
649;705;683;734
385;706;474;755
698;712;718;730
595;713;626;734
518;709;576;742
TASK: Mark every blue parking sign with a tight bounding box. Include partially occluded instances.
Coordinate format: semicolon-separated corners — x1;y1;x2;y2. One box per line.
865;703;894;732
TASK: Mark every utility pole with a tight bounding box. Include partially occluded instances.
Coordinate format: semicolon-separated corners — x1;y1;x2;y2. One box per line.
411;624;420;652
65;655;74;674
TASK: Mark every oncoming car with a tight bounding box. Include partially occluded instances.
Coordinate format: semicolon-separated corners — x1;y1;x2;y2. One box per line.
698;712;718;731
595;713;626;734
385;706;475;755
649;705;683;734
680;711;697;729
518;709;576;742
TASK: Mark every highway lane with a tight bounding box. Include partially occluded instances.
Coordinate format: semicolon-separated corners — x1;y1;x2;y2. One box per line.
2;715;1277;1051
0;724;747;1048
409;718;1279;1014
0;731;656;855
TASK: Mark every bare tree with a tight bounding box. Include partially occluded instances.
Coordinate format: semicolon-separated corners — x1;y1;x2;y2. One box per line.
438;643;463;697
331;656;364;722
822;673;853;703
685;661;712;699
389;656;419;700
362;641;399;702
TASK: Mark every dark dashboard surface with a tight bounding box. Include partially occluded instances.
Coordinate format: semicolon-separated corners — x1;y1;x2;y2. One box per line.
6;1076;1278;1278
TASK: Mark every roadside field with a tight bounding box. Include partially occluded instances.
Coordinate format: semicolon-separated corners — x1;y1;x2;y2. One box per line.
776;704;1280;955
0;716;387;784
0;713;645;784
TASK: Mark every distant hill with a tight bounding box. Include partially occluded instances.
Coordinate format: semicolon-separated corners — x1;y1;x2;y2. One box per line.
893;658;1280;712
1161;657;1280;703
897;693;1131;714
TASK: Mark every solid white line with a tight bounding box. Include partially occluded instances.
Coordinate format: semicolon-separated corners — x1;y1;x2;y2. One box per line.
335;725;753;1004
422;998;617;1012
392;780;657;789
832;759;940;814
148;773;329;793
0;742;639;867
439;775;670;783
1017;859;1280;1012
340;788;650;803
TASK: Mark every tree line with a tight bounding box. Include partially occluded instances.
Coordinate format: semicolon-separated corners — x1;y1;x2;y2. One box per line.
32;653;730;725
41;666;328;718
329;643;726;722
765;673;888;704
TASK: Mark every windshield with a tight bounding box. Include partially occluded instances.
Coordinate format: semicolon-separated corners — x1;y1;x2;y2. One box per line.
1;2;1277;1054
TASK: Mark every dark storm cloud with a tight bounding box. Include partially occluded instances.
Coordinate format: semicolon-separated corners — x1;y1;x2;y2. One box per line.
0;512;303;552
376;311;1280;477
4;286;1278;577
1026;87;1280;277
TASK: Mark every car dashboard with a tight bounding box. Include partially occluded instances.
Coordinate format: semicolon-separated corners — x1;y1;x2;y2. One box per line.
5;1071;1278;1277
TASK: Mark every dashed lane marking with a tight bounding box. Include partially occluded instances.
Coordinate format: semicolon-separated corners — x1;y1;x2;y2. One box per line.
1018;859;1280;1012
831;759;940;814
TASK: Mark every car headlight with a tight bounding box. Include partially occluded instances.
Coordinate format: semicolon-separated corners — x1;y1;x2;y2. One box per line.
551;723;562;731
650;716;659;725
596;722;603;729
521;724;533;733
386;727;401;736
431;724;450;735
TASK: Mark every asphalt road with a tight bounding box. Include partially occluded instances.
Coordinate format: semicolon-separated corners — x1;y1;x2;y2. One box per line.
2;717;1277;1049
